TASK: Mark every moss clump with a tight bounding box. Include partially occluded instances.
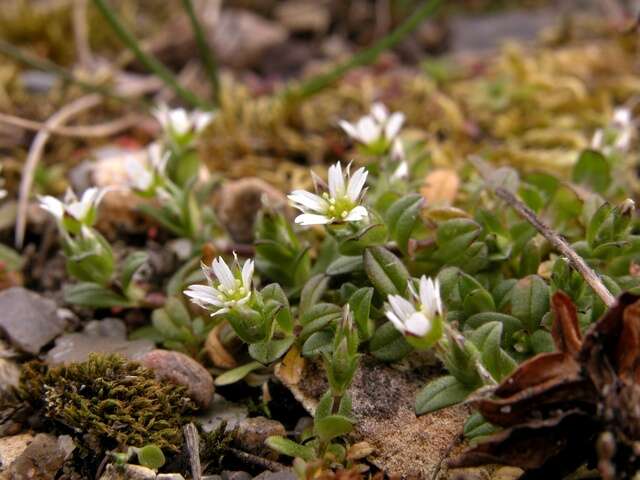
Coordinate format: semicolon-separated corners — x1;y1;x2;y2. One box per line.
20;354;196;454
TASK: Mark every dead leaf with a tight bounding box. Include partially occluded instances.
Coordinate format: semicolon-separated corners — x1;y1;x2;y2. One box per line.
275;343;305;386
421;168;460;206
205;323;238;369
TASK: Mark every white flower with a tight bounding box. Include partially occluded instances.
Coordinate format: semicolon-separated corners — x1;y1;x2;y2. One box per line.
184;253;254;316
591;107;634;153
339;102;405;151
386;276;443;337
126;143;169;192
288;162;369;226
39;187;107;226
153;104;215;144
390;139;409;181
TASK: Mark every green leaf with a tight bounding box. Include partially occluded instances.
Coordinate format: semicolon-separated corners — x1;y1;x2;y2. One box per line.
129;325;164;343
214;361;262;386
462;288;495;317
299;303;342;339
135;444;165;470
326;255;363;276
64;282;132;308
249;337;295;364
511;275;550;333
261;283;293;334
572;149;611;194
464;412;500;440
587;202;613;249
314;415;354;442
0;243;24;271
415;376;472;415
530;329;555;354
152;309;183;340
470;322;515;381
165;297;191;328
348;287;374;340
315;391;333;421
363;246;410;296
386;194;423;254
299;274;329;316
436;219;482;262
265;436;315;461
369;322;412;362
120;251;148;291
302;330;334;357
465;312;522;349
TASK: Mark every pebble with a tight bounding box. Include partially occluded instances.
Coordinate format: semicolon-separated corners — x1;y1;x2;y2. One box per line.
197;394;248;433
100;464;157;480
0;433;33;470
141;349;214;409
156;474;186;480
0;287;68;354
45;318;154;365
7;434;75;479
221;471;252;480
252;471;296;480
235;417;286;459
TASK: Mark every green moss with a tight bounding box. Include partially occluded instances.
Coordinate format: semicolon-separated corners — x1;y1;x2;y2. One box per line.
20;354;196;454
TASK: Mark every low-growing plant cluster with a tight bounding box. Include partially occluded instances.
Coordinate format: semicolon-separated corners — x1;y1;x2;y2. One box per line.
22;96;640;477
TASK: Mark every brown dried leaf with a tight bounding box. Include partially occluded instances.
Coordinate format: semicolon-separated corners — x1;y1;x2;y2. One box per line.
275;344;305;386
450;410;596;474
205;324;238;369
420;169;460;206
551;291;582;358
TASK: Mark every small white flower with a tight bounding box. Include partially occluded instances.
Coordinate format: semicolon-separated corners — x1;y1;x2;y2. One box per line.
386;276;443;337
288;162;369;226
591;107;635;153
184;253;254;316
125;143;169;193
39;187;107;226
339;102;405;152
390;139;409;181
153;104;215;145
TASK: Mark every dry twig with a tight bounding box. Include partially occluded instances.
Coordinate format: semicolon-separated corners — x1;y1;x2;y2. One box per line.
184;422;202;480
494;187;616;307
0;112;141;138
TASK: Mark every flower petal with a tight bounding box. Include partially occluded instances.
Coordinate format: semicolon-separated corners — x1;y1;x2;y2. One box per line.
241;258;254;289
339;120;359;140
356;117;381;144
405;312;431;337
343;205;368;222
371;103;389;123
328;162;345;198
346;167;368;202
212;257;236;290
288;190;327;213
385;112;405;140
295;213;332;226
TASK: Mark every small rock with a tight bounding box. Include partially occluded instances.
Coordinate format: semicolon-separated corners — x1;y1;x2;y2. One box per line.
141;350;214;409
201;476;222;480
8;434;75;479
198;394;248;433
156;474;186;480
45;318;154;365
0;433;33;470
221;471;252;480
0;287;68;354
100;464;157;480
20;70;58;94
235;417;286;459
252;471;296;480
215;177;288;243
211;10;287;69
